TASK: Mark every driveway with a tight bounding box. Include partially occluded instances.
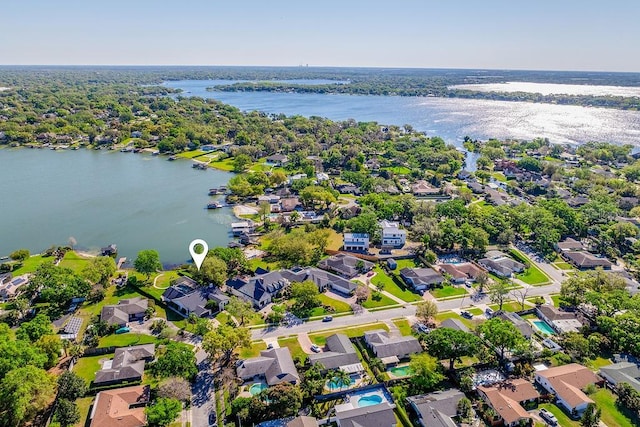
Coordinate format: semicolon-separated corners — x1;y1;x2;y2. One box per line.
191;351;216;427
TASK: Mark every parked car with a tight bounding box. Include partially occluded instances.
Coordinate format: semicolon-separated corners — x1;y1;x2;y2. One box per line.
323;316;333;322
115;327;130;334
208;411;217;426
539;408;557;426
310;344;321;353
266;343;274;350
460;311;473;319
485;307;494;318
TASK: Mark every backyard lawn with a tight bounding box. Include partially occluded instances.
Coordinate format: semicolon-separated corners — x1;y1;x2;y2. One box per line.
393;259;418;270
277;336;307;361
308;323;389;346
554;262;574;271
209;157;235;171
73;354;106;383
362;291;397;309
538;403;578;427
551;295;562;307
467;307;484;316
371;266;422;302
5;254;49;276
98;332;158;348
73;396;94;427
392;318;413;336
430;285;467;299
59;251;91;273
591;388;639;427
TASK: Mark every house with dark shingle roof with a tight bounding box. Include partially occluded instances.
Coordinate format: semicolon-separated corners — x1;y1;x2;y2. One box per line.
100;297;148;327
407;388;466;427
266;154;289;166
477;379;539;427
94;344;155;386
600;362;640;392
400;267;444;291
89;385;149;427
478;250;525;278
561;251;612;270
308;334;362;372
318;253;373;278
496;312;534;339
363;330;422;362
440;318;469;332
237;347;299;386
162;276;229;317
335;401;397;427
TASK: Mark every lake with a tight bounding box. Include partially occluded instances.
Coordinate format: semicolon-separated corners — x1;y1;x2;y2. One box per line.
451;82;640;97
0;148;234;266
165;79;640;146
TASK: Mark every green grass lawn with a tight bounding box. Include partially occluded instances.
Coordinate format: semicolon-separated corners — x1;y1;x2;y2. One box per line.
319;294;352;314
73;354;106;383
98;333;158;348
209;157;235;171
177;149;206;159
74;396;94;427
430;285;467;299
435;311;475;329
362;291;397;309
586;356;612;370
238;341;267;359
309;323;389;346
491;172;507;182
538;403;579;427
516;265;550;285
591;388;639;427
5;254;50;275
248;258;279;272
382;166;412;175
551;295;562;307
154;270;181;288
326;228;344;251
392;319;413;336
467;307;484;316
59;251;91;273
277;336;307;362
554;262;574;271
488;300;526;312
371;266;422;302
394;259;418;269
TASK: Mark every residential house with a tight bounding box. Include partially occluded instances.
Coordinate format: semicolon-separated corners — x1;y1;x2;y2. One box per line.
340;205;361;219
600;362;640;392
438;263;483;284
407;389;466;427
0;274;29;300
237;347;299;386
363;330;422;363
412;180;440;197
89;385;149;427
535;363;603;416
440;318;470;333
400;267;445;291
335;184;362;196
467;181;484;194
561;251;612;270
288;173;308;185
286;416;319;427
316;172;330;182
232;221;255;236
555;238;586;253
380;220;407;248
94;344;155;386
100;297;148;327
496;312;534;339
342;233;370;253
335;401;397;427
308;334;363;373
478;250;525;278
162;276;229;317
477;379;539;427
318;253;374;278
266;154;289;166
0;273;11;285
280;197;301;212
535;305;584;334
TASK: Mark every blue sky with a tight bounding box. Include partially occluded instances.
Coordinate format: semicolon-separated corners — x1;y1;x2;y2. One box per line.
2;0;638;71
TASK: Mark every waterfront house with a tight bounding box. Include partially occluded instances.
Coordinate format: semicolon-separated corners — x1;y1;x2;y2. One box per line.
363;330;422;363
477;379;539;427
407;388;466;427
237;347;299;386
318;253;373;278
100;297;148;327
94;344;155;386
478;250;525;278
342;232;370;253
231;221;255;236
535;363;602;416
0;274;29;301
308;334;363;373
101;244;117;256
162;276;229;317
400;267;444;291
380;220;407;248
90;385;149;427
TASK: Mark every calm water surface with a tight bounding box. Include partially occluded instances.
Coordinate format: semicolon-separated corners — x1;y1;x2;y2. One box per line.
0;148;233;266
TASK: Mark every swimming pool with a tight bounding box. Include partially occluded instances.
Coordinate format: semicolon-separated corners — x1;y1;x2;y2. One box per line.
533;320;556;335
389;365;412;377
326;376;353;391
249;382;268;396
358;394;383;407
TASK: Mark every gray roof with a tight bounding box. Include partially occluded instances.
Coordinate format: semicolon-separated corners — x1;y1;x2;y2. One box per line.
317;254;374;278
94;344;155;384
600;362;640;391
100;297;148;326
408;389;465;427
308;334;360;370
286;416;319;427
237;347;300;386
440;318;469;332
364;330;423;358
497;312;533;338
563;251;612;269
478;253;525;277
336;401;397;427
400;267;445;287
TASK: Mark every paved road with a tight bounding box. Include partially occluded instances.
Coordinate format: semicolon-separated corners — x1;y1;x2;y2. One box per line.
191;350;216;427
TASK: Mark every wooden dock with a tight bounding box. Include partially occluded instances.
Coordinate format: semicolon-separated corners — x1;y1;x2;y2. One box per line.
117;257;127;269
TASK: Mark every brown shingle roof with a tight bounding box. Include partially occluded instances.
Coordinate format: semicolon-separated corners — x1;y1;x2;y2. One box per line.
537;364;600;409
90;385;149;427
478;379;539;425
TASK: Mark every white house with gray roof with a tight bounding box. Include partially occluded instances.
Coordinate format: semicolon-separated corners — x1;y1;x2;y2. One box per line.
308;334;363;373
407;389;466;427
363;330;422;363
237;347;299;386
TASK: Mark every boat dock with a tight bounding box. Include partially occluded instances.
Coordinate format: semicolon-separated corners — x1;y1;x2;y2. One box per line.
117;257;127;269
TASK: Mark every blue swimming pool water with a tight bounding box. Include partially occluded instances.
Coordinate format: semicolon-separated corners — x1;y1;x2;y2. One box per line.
358;395;383;407
533;320;556;335
327;377;353;391
249;383;268;395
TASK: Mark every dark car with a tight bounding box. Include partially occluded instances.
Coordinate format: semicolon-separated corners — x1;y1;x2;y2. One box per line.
461;311;473;319
208;411;217;426
323;316;333;322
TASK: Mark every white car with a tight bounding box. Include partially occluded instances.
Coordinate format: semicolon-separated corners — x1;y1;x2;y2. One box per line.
539;408;558;426
310;344;322;353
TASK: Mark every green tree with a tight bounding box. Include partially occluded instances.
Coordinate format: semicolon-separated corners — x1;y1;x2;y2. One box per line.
202;324;251;364
290;280;321;317
35;334;63;368
0;366;57;426
82;256;116;284
145;397;182;427
225;296;255;326
409;353;445;393
29;262;91;310
57;371;87;400
16;313;53;342
580;403;601;427
479;318;527;363
260;383;303;420
347;210;380;242
9;248;30;262
55;399;80;427
210;247;249;275
415;300;438;325
151;342;198;381
489;280;511;312
258;201;271;225
457;397;474;423
193;255;227;286
134;249;162;280
0;330;47;378
232;154;252;172
424;328;481;370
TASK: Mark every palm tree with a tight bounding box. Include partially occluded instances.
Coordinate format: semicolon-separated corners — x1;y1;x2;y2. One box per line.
330;369;352;390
